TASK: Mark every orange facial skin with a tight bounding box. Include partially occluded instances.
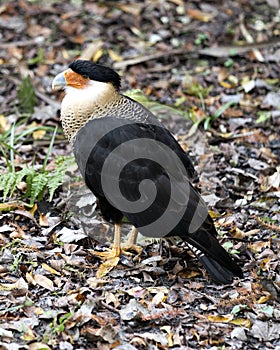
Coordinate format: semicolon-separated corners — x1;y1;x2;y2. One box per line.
64;69;90;89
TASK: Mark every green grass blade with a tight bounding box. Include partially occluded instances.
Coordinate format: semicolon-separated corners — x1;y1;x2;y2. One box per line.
41;126;58;173
9;123;15;173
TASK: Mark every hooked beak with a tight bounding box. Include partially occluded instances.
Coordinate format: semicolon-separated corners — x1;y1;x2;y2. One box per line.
52;71;66;91
52;68;90;90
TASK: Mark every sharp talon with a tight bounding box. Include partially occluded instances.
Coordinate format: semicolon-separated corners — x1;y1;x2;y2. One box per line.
121;244;143;255
91;246;121;260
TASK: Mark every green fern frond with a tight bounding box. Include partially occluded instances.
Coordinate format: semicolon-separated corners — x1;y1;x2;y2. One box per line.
10;167;34;196
0;156;75;205
0;172;8;192
0;173;15;200
5;174;18;199
0;121;71;205
47;156;75;201
29;173;48;204
0;167;36;201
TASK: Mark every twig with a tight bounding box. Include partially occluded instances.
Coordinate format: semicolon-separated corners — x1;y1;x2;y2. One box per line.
0;38;65;49
255;215;280;232
114;39;280;70
0;39;41;48
198;39;280;58
100;300;120;315
113;49;186;70
35;90;60;109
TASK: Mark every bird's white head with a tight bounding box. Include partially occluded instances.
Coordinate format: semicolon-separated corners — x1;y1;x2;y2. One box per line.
52;60;122;141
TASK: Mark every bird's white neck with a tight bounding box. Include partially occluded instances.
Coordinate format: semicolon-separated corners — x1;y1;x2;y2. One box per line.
60;81;119;142
63;80;117;107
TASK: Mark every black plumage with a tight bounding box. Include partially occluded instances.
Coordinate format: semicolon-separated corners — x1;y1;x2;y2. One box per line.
69;60;121;89
52;60;243;284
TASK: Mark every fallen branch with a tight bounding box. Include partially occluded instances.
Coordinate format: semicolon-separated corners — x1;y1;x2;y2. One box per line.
113;39;280;69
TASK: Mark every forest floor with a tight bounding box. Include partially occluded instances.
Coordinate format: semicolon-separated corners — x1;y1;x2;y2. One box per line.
0;1;279;349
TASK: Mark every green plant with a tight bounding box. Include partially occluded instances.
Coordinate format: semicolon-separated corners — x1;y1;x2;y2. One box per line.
0;299;33;316
260;216;277;224
217;346;227;350
49;312;73;334
0;116;57;167
28;47;45;65
0;123;75;205
224;58;234;67
256;111;271;124
9;253;23;273
125;89;191;120
183;76;213;98
188;100;235;131
18;76;38;113
0;155;75;205
231;304;248;315
203;101;236;130
222;241;240;255
195;33;208;46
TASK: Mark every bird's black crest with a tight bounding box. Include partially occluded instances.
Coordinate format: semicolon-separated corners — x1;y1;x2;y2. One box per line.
69;60;121;90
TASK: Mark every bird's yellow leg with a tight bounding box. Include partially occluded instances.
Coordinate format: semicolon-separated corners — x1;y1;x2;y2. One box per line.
91;225;142;260
91;223;121;260
93;224;122;278
127;226;138;245
112;223;121;257
121;227;142;254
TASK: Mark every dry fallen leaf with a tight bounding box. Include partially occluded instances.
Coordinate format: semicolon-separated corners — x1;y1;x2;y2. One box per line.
248;241;270;253
39;213;49;227
231;326;248;341
41;262;61;276
29;342;51;350
105;291;120;308
178;269;201;279
150;291;166;307
186;8;214;22
95;256;120;278
0;277;28;294
0;114;10;133
208;314;234;323
230;318;252;328
0;327;13;338
22;327;36;341
108;49;123;62
33;274;54;291
32;128;46;140
133;331;168;346
93;48;103;62
250;320;280;341
83;324;118;344
257;294;271;304
260;166;280;192
208;315;251;327
119;298;149;321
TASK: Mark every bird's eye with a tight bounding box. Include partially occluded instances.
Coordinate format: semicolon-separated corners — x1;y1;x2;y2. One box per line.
82;75;88;79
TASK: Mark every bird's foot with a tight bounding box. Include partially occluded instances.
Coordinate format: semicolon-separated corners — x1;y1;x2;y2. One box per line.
91;244;142;259
120;227;142;255
91;245;121;260
121;243;143;256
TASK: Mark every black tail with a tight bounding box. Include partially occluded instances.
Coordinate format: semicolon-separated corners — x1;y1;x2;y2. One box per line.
182;217;243;284
187;242;243;284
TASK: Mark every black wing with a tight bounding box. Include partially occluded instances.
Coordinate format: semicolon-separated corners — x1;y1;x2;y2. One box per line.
73;116;197;232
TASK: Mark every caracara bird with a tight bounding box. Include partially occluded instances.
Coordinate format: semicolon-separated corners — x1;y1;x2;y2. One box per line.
52;60;243;284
